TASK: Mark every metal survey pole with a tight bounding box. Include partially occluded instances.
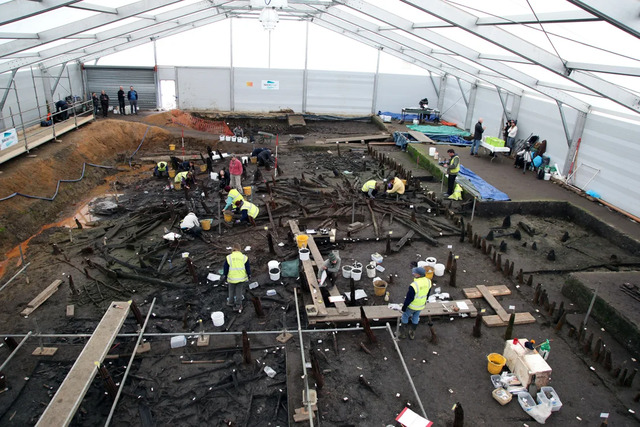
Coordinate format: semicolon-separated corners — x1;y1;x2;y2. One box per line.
471;197;477;222
0;262;31;294
12;79;28;151
18;246;29;284
217;198;222;235
583;283;599;326
294;288;315;426
0;332;32;372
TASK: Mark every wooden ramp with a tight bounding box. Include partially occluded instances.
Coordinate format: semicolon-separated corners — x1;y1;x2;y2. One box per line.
308;300;477;324
407;131;435;144
317;134;390;144
474;285;535;327
36;301;131;427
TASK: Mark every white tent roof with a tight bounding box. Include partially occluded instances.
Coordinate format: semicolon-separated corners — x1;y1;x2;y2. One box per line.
1;0;640;114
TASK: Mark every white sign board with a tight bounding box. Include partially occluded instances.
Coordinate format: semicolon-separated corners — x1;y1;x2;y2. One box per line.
1;128;19;151
261;80;279;90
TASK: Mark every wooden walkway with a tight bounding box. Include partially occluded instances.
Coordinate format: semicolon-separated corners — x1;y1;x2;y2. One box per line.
407;131;435;144
317;134;390;144
36;301;131;427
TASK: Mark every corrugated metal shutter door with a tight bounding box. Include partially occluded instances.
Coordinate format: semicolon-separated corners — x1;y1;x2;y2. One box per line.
85;66;157;110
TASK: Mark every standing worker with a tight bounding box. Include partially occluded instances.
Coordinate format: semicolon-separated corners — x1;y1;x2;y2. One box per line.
507;120;518;154
317;251;341;288
470;118;485;156
127;86;138;115
223;243;251;311
229;154;243;192
234;200;259;226
444;149;460;197
154;161;168;178
91;93;99;116
99;90;109;118
117;86;126;115
399;267;432;340
223;186;244;211
361;180;379;199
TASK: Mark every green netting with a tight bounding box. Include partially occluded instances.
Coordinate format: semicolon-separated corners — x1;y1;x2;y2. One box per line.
281;259;300;277
407;124;471;137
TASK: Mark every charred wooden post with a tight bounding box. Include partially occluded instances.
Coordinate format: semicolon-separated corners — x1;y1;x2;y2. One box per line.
568;327;576;338
74;217;83;229
453;402;464;427
472;233;478;248
548;301;556;317
561;231;569;242
410;210;417;223
429;324;438;344
360;306;377;344
502;215;511;228
130;300;145;327
359;342;372;355
96;362;118;400
547;250;556;261
526;275;533;287
496;254;502;272
267;233;276;255
185;257;198;284
542;291;550;312
472;312;483;338
466;223;473;242
619;368;628;386
446;251;453;273
612;366;621;379
578;322;586;343
517;269;523;284
449;258;457;288
533;284;542;305
310;351;324;390
555;312;567;332
242;329;251;364
504;313;516;340
481;238;487;254
583;333;593;355
503;259;510;277
385;233;392;255
486;230;494;241
531;242;538;250
592;338;603;361
604;349;612;371
459;218;465;243
251;297;265;317
68;275;80;295
350;278;356;307
3;337;18;351
508;262;514;277
492;250;497;265
499;240;507;252
624;369;637;387
52;244;62;255
554;302;565;323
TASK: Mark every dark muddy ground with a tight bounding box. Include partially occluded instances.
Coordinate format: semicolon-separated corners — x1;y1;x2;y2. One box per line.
0;112;639;426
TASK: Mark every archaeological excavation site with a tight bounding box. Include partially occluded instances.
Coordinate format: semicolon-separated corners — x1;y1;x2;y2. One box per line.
2;2;640;426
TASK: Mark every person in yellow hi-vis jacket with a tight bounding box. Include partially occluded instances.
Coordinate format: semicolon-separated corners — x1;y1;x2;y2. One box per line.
222;244;251;312
448;183;463;201
361;179;379;199
399;267;432;340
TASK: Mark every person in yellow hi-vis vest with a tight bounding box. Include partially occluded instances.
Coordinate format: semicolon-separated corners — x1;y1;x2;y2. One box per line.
444;149;460;197
223;186;244;211
223;243;251;311
234;200;259;226
361;179;379;199
399;267;432;340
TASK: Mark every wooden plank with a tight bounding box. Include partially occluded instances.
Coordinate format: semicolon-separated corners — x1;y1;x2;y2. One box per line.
288;221;327;316
483;312;536;327
21;280;63;316
319;134;390;144
476;285;510;322
66;305;75;317
287;114;306;127
463;285;511;299
36;301;131;427
392;230;415;252
308;300;477;324
407;131;434;144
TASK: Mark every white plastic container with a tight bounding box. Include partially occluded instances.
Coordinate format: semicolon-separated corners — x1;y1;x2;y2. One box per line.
269;268;281;281
299;248;310;261
171;335;187;348
366;264;376;278
225;135;231;142
351;268;362;281
371;253;383;264
264;366;276;378
434;263;445;276
266;289;277;296
219;135;225;141
428;147;436;156
231;136;237;142
268;260;280;271
210;172;218;181
342;265;353;278
211;311;224;327
537;387;562;412
544;173;551;181
425;257;437;268
413;119;419;125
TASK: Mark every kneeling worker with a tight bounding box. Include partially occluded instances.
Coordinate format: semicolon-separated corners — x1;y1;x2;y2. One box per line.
223;186;244;211
180;212;201;237
234;200;259;226
361;179;379;199
386;177;405;197
175;170;194;188
399;267;432;340
154;161;168;178
317;251;341;288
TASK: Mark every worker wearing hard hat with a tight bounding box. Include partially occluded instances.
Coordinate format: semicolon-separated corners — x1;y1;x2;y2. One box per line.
361;180;379;199
399;267;432;340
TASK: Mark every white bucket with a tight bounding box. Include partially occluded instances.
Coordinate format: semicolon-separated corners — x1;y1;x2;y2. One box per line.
426;257;437;268
413;119;419;125
268;260;280;271
211;311;224;327
434;263;445;277
366;264;376;278
225;135;232;142
428;147;436;156
242;137;248;143
219;135;225;141
342;265;353;278
353;262;363;270
210;172;218;181
269;268;281;281
241;156;249;164
299;248;310;261
417;261;429;269
351;268;362;281
544;173;551;181
231;136;237;142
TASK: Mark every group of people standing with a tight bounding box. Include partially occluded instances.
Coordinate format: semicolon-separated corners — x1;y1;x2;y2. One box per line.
91;86;139;118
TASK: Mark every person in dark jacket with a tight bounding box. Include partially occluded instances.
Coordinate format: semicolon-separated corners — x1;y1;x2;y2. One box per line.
218;169;231;190
55;99;70;121
99;90;109;118
470;118;485;156
91;93;99;116
127;86;138;115
117;86;126;115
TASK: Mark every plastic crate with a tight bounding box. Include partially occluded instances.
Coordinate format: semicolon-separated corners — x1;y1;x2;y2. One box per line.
485;136;506;147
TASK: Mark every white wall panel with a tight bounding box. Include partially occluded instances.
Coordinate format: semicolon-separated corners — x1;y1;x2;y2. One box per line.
472;86;504;138
176;67;230;111
375;73;436;114
306;70;374;115
157;66;176;81
233;68;303;112
442;77;468;126
575;112;640;218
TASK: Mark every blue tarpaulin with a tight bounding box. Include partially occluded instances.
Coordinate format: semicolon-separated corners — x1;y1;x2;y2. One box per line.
459;166;510;201
407;124;471;137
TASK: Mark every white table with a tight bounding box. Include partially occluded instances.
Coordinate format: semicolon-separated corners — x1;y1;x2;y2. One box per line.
480;141;510;162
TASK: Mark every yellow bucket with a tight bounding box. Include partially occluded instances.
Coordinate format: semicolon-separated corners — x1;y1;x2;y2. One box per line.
373;280;387;296
250;157;257;164
224;213;233;223
199;164;207;172
296;234;309;248
174;181;182;190
169;170;176;178
425;266;434;279
243;186;252;196
487;353;506;375
169;144;176;151
200;219;211;231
